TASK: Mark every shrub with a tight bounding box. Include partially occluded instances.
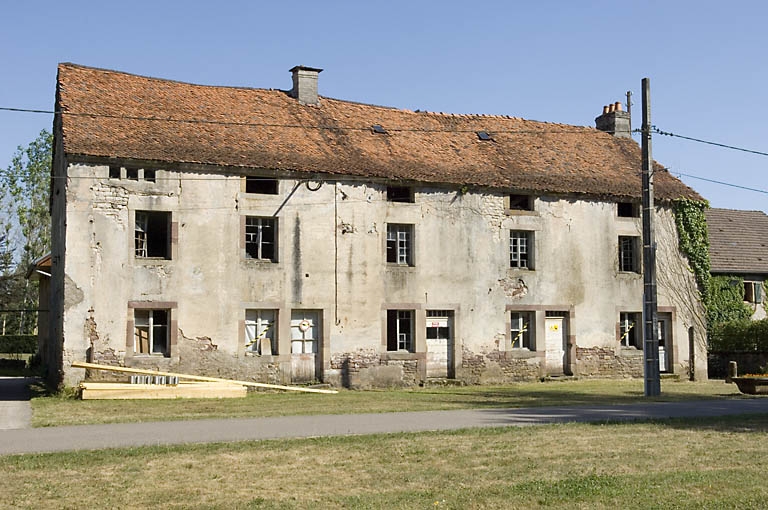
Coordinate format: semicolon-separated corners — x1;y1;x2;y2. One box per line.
0;334;37;355
709;318;768;352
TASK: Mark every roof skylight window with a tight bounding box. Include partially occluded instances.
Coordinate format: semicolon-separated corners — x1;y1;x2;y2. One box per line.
477;131;493;141
372;124;387;134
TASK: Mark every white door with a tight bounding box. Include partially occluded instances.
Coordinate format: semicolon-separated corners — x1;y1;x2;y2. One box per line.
657;316;671;373
290;311;320;383
426;311;453;378
545;316;566;375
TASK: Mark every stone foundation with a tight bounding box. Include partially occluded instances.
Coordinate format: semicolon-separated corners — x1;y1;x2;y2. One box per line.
575;346;643;378
460;347;541;384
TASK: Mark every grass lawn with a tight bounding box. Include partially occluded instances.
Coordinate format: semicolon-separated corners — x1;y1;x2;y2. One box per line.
30;378;742;427
3;414;768;508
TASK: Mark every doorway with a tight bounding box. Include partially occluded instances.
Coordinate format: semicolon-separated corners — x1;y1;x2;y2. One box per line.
545;312;568;375
657;313;672;373
426;310;454;378
290;310;321;383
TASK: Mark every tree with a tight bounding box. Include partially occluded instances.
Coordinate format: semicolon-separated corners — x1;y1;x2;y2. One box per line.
0;129;52;335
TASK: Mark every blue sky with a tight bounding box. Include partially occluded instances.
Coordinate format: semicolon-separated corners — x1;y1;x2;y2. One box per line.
1;1;766;212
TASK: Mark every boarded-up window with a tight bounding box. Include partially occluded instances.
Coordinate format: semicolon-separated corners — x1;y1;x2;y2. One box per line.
245;309;277;355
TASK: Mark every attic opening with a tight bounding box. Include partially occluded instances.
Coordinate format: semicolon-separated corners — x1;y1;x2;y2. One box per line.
386;186;414;203
618;202;639;218
505;193;533;211
246;177;279;194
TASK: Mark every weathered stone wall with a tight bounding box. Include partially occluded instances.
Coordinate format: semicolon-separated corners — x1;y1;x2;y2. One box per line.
575;347;643;378
460;347;541;383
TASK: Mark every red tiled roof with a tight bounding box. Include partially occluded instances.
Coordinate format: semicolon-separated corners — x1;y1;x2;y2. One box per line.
56;63;701;201
706;208;768;274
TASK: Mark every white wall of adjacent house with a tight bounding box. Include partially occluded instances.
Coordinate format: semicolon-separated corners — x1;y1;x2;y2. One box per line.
53;162;707;386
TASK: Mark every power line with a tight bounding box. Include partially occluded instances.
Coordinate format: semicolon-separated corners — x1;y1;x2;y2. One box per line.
649;127;768;157
671;170;768;195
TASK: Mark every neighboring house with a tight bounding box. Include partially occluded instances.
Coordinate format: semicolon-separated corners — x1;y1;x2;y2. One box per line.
706;208;768;320
47;63;708;388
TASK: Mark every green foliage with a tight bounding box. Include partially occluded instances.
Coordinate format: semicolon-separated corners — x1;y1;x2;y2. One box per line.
708;318;768;352
706;276;753;325
2;129;52;267
0;334;37;354
672;199;710;295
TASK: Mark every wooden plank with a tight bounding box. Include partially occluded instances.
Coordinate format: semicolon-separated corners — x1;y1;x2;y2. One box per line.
72;361;338;394
81;382;247;400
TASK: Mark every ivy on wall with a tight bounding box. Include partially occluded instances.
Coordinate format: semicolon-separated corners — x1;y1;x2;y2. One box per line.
707;276;753;325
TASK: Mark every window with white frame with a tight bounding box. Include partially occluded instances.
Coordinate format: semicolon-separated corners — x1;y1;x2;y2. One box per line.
386;224;414;266
135;211;171;259
510;311;534;349
510;231;533;269
245;216;277;261
618;236;640;272
290;311;320;354
744;281;764;304
387;310;414;352
245;309;277;355
134;309;169;356
619;312;642;348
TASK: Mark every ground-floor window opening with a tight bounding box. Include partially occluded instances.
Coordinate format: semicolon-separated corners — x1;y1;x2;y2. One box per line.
134;309;169;356
245;309;277;355
510;311;534;349
620;312;642;348
387;309;414;352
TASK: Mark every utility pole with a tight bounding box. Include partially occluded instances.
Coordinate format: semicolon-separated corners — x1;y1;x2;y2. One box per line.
641;78;661;396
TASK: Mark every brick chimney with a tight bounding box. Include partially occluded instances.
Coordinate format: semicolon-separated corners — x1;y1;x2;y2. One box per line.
289;65;323;105
595;101;631;138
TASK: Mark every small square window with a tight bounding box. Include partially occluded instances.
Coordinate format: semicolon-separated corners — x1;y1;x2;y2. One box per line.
245;309;277;355
387;309;414;352
510;231;534;269
745;281;763;304
386;224;414;266
245;217;277;262
386;186;414;203
618;236;640;272
135;211;171;259
506;194;533;211
246;177;279;194
109;165;121;179
134;309;169;356
144;169;156;183
510;312;534;349
618;202;639;217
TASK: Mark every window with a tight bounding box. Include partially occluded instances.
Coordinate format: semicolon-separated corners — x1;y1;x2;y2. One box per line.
290;311;320;354
135;211;171;259
387;310;414;351
506;194;533;211
245;217;277;261
143;169;156;183
620;312;641;348
134;309;169;356
618;236;640;272
510;312;533;349
109;165;121;179
126;167;139;181
386;186;413;203
245;309;277;355
426;310;452;340
386;224;414;265
245;177;278;194
618;202;639;217
745;281;764;304
510;231;533;269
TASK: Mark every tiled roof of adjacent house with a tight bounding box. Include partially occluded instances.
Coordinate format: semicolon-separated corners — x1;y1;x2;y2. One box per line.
706;208;768;274
56;63;701;201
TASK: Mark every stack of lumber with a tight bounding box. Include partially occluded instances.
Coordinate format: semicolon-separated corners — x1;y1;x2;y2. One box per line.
80;381;247;400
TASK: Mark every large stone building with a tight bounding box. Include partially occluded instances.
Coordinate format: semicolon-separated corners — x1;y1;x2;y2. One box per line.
47;63;707;387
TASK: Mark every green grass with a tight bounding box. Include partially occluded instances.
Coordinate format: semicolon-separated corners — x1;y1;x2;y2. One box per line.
30;378;742;427
3;414;768;508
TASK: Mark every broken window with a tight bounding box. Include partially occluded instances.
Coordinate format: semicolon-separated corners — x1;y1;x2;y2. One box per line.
618;202;639;218
618;236;640;272
387;309;414;352
745;281;764;303
245;177;279;194
245;217;277;261
386;186;414;203
135;211;171;259
510;311;534;349
386;224;414;265
245;309;277;355
506;194;533;211
510;231;533;269
134;309;169;356
619;312;641;348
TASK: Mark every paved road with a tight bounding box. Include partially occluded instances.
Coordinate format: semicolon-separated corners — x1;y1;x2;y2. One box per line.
0;377;32;431
2;393;768;456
